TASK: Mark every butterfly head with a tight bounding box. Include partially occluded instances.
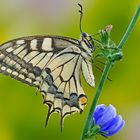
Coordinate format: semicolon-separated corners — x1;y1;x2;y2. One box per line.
81;32;88;38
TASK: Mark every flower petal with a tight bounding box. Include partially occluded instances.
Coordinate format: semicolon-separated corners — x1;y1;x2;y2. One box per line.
96;104;116;126
106;116;123;131
103;116;125;137
93;104;106;123
100;117;117;132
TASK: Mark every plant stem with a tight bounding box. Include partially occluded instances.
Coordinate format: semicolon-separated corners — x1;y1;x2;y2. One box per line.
80;4;140;140
118;4;140;49
80;61;112;140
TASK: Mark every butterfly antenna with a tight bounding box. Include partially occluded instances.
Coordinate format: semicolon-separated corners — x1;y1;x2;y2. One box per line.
78;3;83;33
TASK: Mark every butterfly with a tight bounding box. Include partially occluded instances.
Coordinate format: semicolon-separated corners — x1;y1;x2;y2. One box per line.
0;4;96;129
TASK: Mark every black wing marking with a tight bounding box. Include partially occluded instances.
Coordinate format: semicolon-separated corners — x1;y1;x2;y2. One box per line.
0;35;79;87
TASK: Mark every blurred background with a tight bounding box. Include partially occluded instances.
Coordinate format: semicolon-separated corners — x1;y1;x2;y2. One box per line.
0;0;140;140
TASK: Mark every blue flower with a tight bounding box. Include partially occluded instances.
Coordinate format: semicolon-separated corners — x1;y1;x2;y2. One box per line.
92;104;125;137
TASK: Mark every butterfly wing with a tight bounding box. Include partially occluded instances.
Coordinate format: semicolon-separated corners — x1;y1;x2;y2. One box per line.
0;35;78;87
0;35;88;127
41;45;88;127
82;59;95;87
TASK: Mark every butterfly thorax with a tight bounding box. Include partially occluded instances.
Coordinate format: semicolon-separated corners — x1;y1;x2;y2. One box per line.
79;32;94;59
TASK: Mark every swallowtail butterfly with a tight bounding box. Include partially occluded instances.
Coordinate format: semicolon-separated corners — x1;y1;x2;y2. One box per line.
0;4;96;128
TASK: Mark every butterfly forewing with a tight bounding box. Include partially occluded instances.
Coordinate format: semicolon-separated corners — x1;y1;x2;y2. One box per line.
0;35;91;127
0;36;78;85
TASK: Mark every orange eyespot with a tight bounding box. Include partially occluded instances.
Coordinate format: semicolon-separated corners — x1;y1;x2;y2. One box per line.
79;96;87;105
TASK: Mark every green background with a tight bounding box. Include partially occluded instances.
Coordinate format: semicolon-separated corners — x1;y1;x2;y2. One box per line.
0;0;140;140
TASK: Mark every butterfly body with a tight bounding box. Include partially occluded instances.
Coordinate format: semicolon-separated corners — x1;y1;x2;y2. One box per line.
0;35;95;127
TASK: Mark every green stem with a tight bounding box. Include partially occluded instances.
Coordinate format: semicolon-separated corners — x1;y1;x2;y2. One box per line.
118;4;140;49
80;61;112;140
80;4;140;140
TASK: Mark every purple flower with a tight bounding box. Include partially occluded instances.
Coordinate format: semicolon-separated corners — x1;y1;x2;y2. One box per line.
92;104;125;137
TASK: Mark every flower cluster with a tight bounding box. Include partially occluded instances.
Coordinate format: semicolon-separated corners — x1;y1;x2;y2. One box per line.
87;104;125;138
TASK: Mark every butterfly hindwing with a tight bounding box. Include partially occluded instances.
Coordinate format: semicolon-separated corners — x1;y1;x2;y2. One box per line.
82;59;95;87
40;46;88;125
